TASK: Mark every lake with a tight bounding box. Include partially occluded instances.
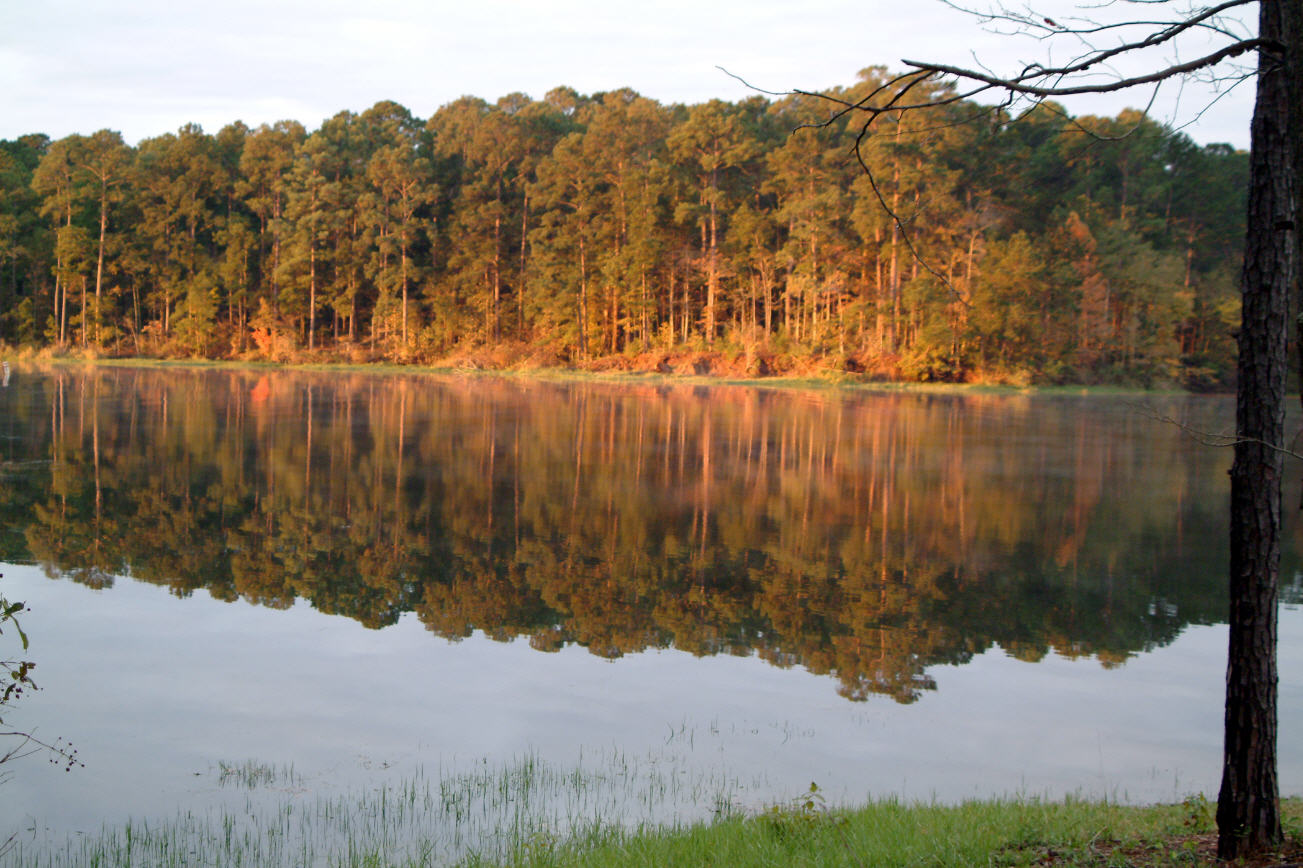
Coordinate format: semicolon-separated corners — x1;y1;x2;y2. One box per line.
1;365;1300;862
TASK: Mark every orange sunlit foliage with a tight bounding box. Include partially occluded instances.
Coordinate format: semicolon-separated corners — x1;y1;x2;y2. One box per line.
0;367;1248;703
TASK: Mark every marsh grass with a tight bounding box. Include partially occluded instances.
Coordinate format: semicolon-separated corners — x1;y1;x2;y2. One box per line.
3;748;754;868
10;753;1301;868
216;760;301;791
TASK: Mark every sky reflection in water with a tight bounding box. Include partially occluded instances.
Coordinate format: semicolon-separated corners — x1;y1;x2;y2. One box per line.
0;366;1300;840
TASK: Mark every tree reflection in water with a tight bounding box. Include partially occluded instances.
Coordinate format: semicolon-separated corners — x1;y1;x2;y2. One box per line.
0;366;1283;704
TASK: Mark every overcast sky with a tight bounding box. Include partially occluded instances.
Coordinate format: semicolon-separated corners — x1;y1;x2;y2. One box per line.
3;0;1257;149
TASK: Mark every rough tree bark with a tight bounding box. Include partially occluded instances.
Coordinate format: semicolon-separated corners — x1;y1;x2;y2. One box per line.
1219;0;1298;857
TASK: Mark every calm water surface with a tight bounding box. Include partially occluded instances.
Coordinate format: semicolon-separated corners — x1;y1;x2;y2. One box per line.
0;366;1300;851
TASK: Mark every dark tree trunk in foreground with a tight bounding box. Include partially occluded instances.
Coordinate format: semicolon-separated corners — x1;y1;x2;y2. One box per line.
1217;0;1298;857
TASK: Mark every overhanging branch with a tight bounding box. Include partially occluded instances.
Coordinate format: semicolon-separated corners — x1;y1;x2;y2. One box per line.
903;36;1270;100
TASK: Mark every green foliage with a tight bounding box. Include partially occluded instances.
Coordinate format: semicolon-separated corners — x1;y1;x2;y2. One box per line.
758;782;842;842
1;82;1247;383
0;581;34;721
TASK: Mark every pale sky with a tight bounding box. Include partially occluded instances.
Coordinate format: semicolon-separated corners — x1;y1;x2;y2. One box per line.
2;0;1257;148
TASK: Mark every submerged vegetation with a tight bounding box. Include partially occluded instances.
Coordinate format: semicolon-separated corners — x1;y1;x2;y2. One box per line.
0;70;1245;387
4;750;756;867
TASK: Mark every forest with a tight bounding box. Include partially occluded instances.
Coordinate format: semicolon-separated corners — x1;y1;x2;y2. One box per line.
0;69;1248;386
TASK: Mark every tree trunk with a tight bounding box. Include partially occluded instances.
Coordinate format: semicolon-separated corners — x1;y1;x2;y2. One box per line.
131;283;140;354
493;212;502;343
95;186;107;346
79;275;87;348
308;242;317;351
1216;0;1297;857
519;194;529;340
272;192;284;319
681;268;690;344
888;170;902;354
641;267;651;350
55;250;65;346
400;239;410;349
706;202;718;345
578;235;588;358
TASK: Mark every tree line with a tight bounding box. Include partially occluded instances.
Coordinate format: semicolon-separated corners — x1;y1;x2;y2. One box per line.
0;69;1247;385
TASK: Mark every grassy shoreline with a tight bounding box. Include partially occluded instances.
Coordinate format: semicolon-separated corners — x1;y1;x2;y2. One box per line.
1;348;1201;397
10;791;1302;867
531;795;1303;868
8;748;1301;868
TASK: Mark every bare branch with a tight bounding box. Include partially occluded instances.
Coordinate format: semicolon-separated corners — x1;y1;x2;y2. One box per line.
1133;403;1303;462
940;0;1255;43
903;37;1268;100
0;730;83;773
1165;69;1257;135
715;66;796;99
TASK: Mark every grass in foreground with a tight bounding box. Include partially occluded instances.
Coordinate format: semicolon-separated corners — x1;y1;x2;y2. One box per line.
520;791;1303;868
8;758;1302;867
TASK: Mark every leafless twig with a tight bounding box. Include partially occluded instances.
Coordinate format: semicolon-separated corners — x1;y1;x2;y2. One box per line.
1130;401;1303;461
